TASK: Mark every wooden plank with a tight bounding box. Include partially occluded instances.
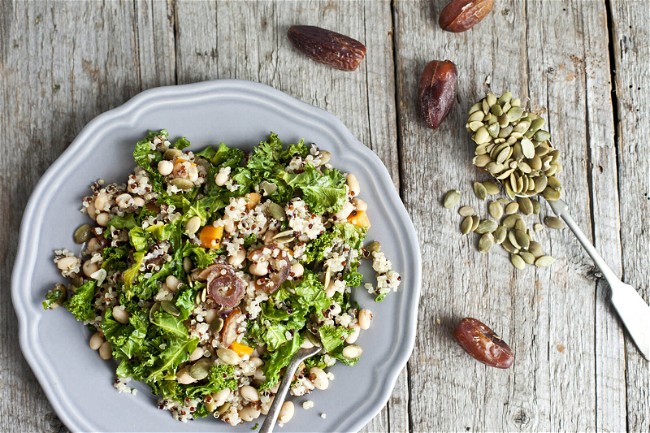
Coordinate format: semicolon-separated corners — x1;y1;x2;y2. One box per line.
609;0;650;430
0;1;166;432
579;3;627;432
394;0;623;430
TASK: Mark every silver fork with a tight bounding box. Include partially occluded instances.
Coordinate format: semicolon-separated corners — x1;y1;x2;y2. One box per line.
549;199;650;360
259;346;322;433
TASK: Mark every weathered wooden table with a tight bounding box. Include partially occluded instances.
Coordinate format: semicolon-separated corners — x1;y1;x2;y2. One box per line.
2;1;648;431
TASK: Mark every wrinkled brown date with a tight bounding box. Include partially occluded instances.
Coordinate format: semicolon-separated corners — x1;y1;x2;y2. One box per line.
454;317;514;369
418;60;457;130
287;25;366;71
439;0;494;33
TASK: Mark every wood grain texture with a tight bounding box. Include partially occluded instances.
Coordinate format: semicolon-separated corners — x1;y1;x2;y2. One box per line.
1;0;649;432
609;0;650;431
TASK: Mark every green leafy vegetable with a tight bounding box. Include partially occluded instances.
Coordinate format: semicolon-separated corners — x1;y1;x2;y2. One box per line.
42;285;65;310
65;280;96;322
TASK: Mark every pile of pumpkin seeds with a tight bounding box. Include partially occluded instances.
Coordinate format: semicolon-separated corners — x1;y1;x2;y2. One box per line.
442;185;564;269
466;91;563;200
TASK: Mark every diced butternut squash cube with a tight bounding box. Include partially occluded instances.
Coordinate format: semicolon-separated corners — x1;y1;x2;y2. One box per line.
230;341;254;357
199;225;224;249
347;210;371;228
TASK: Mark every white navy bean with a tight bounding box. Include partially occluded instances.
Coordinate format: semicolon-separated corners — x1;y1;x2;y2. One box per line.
249;261;269;276
290;262;304;278
240;385;259;402
95;212;110;227
278;401;294;424
112;305;130;324
82;260;99;278
346;173;360;196
89;332;104;350
98;341;112;360
212;388;231;407
309;367;329;390
342;344;363;359
345;325;361;344
358;308;373;330
215;168;230;186
157;160;173;176
165;275;180;291
94;192;110;211
239;405;261;422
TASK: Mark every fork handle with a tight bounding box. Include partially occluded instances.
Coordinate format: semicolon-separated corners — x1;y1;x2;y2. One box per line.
547;199;620;286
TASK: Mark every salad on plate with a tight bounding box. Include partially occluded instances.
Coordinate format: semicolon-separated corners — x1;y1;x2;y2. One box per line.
43;131;401;426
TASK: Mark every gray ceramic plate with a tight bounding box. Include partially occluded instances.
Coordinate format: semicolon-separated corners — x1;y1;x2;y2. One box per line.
12;80;421;433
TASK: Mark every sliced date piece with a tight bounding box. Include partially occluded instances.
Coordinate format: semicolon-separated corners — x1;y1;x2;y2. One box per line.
454;317;514;368
199;264;245;308
418;60;458;130
287;25;366;71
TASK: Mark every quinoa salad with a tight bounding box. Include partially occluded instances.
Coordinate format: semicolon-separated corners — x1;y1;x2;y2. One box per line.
43;131;401;426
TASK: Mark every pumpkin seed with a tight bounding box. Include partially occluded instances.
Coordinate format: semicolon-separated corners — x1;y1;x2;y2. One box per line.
488;201;503;220
542;186;561;201
473;182;487;200
460;216;474;235
528;240;544;258
517;197;534;215
486;92;497;106
498;91;512;104
474;127;491;144
161;300;181;316
521;138;536;158
171;178;194;190
501;238;519;254
471;215;480;232
493;226;507;244
504;202;519;215
508;230;521;249
163;148;183;160
502;214;521;229
515;218;527;232
544;216;565;229
534;130;551;142
443;190;461;208
473;154;492;167
511;254;526;270
73;224;92;244
478;233;495;253
507;107;524;122
210;317;224;333
532;199;541;214
149;302;161;322
458;206;475;217
475;219;498;234
535;255;556;267
482;180;500;195
514;229;530;250
190;359;212;380
367;241;382;253
268;202;286;221
260;181;278;196
468;111;485;122
520;251;536;265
